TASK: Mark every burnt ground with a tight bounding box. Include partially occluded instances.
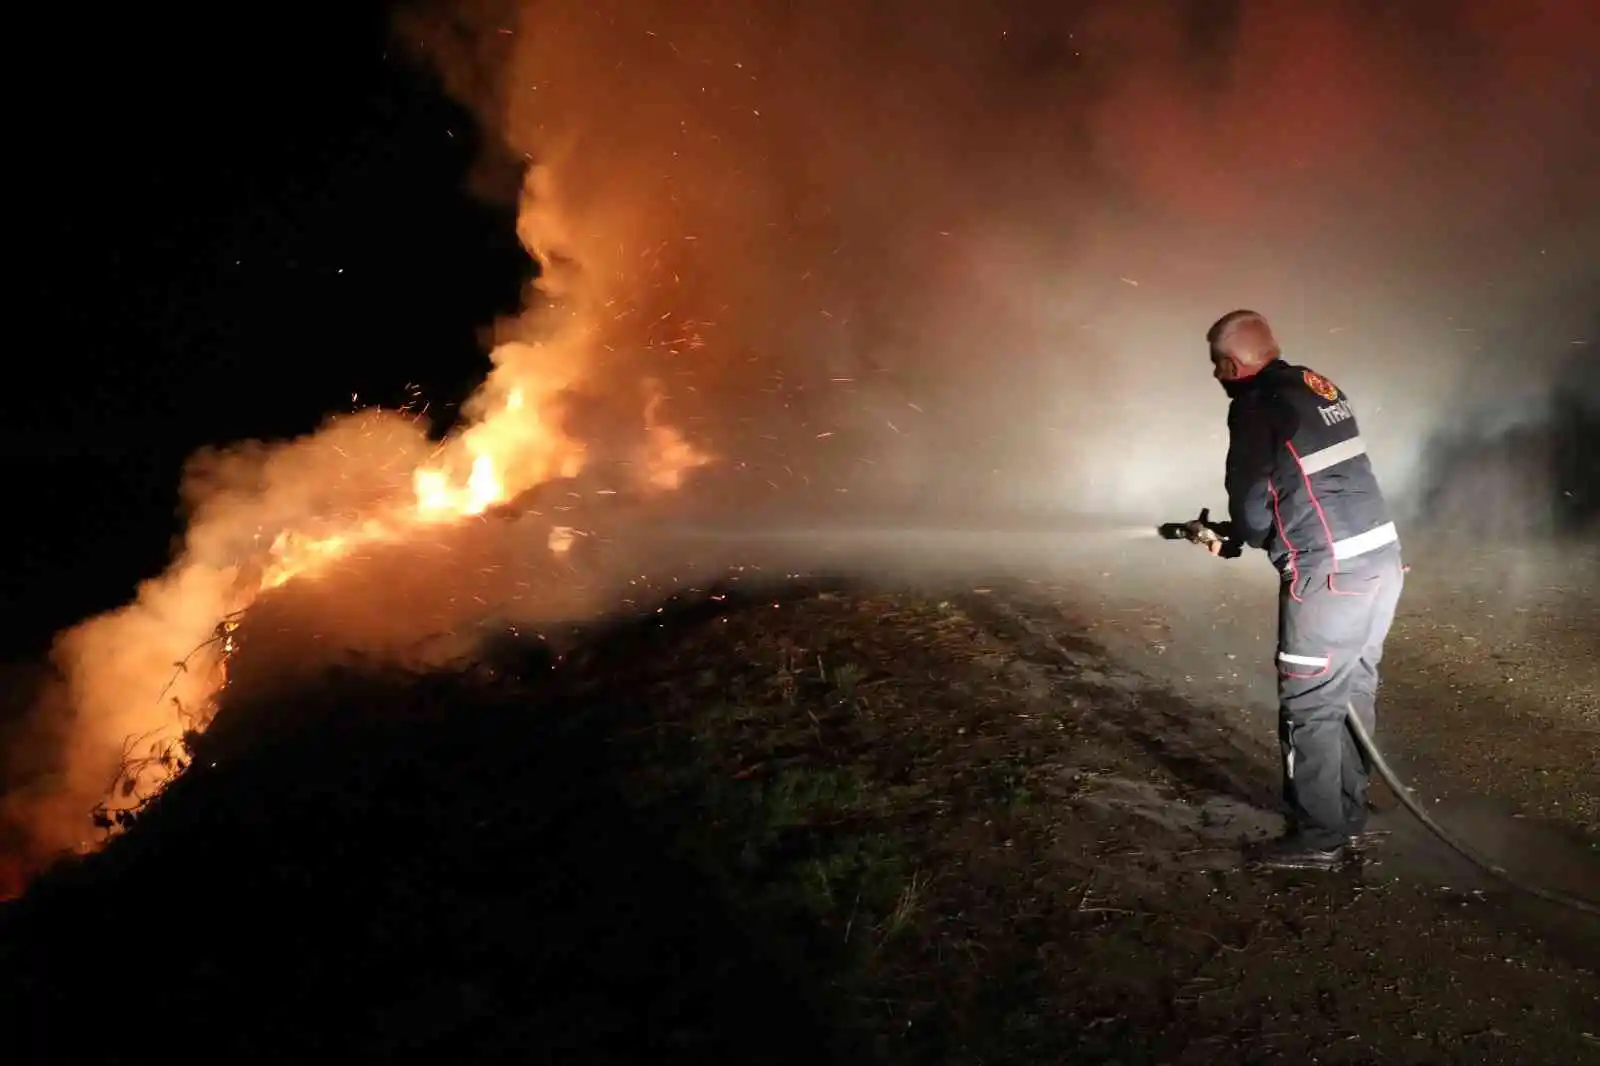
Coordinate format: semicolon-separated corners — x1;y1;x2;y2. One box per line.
2;567;1597;1065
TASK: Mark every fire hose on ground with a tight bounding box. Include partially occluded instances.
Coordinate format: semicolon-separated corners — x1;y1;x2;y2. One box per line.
1343;709;1599;916
1160;509;1600;918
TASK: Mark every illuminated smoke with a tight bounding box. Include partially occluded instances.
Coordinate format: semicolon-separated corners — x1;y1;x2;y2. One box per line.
403;0;1596;520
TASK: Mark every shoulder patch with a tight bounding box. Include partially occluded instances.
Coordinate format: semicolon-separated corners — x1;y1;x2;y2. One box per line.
1302;369;1341;402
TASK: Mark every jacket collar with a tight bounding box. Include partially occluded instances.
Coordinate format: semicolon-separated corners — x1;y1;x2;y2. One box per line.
1223;356;1283;399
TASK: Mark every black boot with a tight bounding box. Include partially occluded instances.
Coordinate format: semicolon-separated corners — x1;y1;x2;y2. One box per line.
1251;834;1347;871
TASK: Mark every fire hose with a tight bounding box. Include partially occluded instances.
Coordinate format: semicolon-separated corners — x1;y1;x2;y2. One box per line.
1161;509;1600;917
1343;709;1599;916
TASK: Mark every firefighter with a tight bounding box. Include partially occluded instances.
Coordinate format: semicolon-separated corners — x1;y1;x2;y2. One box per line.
1205;310;1405;870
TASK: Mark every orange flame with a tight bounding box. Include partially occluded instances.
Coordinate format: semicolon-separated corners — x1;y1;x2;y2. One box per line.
50;331;714;849
641;382;714;492
240;374;715;621
256;375;596;594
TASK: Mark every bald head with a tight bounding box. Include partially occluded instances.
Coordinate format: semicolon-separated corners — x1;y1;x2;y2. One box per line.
1207;309;1281;385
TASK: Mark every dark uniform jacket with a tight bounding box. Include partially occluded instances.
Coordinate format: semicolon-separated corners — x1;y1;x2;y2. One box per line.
1225;358;1399;582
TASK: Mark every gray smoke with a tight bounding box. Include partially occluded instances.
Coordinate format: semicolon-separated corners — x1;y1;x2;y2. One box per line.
403;0;1599;529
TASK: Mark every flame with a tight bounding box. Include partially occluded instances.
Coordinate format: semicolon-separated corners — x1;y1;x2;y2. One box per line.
245;375;712;595
640;382;714;492
53;333;711;849
255;378;593;594
642;423;713;491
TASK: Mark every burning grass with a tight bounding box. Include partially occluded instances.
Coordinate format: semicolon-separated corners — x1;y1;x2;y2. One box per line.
2;580;1596;1064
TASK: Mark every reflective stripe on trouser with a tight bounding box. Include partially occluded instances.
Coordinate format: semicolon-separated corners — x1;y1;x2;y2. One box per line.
1276;546;1405;849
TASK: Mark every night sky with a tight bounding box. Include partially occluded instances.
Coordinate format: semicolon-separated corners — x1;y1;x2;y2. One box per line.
8;3;527;652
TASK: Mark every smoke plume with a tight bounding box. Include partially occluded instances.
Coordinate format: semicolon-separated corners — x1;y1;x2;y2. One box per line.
5;0;1597;872
409;0;1599;519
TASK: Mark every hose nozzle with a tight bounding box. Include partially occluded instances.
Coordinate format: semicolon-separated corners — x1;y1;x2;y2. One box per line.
1157;507;1232;549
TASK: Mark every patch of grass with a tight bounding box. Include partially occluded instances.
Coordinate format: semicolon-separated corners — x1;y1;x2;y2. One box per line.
579;589;1160;1057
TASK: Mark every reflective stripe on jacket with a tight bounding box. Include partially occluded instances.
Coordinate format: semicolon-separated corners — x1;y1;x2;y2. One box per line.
1226;358;1399;579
